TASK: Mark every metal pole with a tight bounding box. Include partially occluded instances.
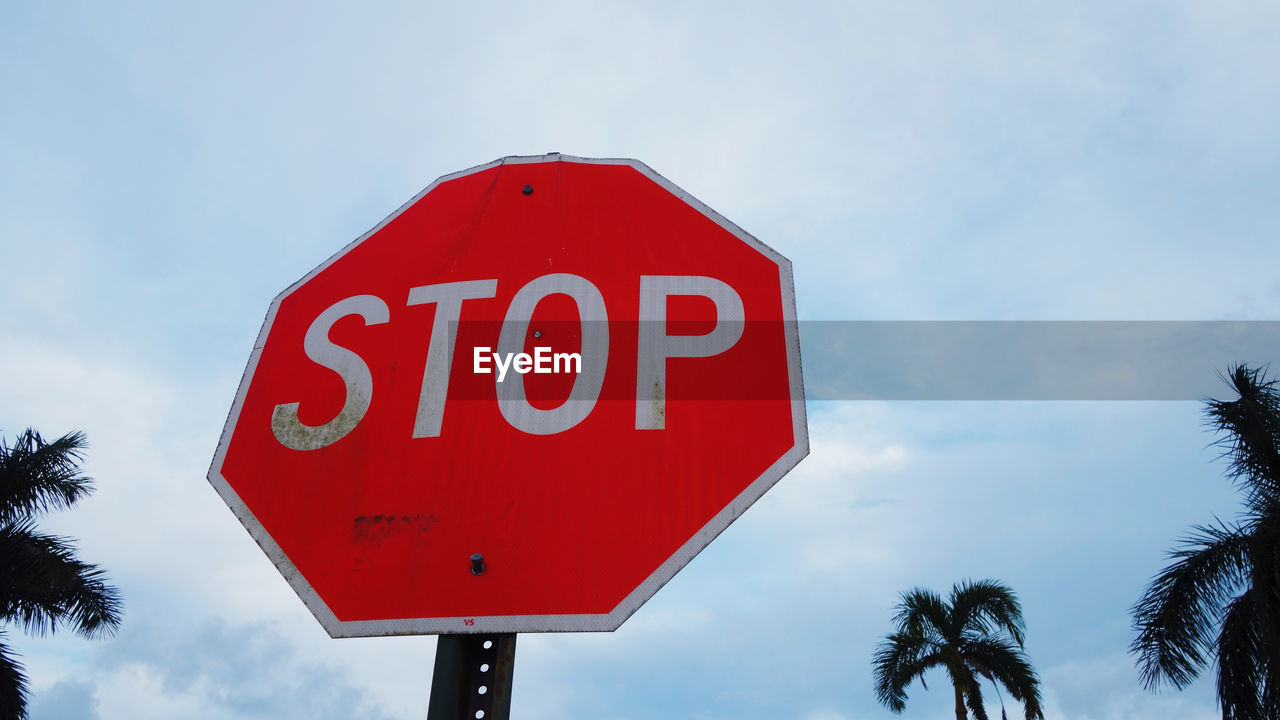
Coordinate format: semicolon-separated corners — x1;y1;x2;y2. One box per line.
427;634;516;720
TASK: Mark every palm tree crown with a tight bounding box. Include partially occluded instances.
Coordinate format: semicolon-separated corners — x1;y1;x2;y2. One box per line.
1131;364;1280;719
873;579;1044;720
0;429;122;720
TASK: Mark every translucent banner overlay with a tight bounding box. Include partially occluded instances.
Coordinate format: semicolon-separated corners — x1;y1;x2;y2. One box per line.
440;321;1280;401
802;321;1280;400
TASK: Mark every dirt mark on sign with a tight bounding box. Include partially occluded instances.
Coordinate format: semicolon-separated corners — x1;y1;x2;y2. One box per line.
352;513;438;544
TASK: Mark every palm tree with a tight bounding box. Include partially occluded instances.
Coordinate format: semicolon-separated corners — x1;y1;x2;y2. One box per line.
873;579;1044;720
1131;364;1280;719
0;429;122;720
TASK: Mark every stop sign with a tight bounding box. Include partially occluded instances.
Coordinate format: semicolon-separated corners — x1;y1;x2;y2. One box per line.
208;154;807;636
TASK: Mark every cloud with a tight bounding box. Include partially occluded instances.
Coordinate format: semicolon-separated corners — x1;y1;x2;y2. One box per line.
26;619;396;720
1042;654;1220;720
29;680;101;720
746;403;913;576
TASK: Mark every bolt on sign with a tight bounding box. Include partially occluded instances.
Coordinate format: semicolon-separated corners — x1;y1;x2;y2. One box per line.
208;154;808;637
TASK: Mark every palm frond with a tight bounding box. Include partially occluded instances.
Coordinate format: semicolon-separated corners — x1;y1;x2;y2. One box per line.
980;666;1010;720
872;630;942;712
0;520;122;638
0;632;29;720
1205;365;1280;510
893;587;953;645
0;430;94;523
950;579;1026;647
964;637;1044;720
1217;588;1266;720
1131;519;1252;690
964;669;990;720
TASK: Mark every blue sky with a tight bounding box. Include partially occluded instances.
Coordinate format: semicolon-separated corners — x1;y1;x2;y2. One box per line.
3;2;1279;718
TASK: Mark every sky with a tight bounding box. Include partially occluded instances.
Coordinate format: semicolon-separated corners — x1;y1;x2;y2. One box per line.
3;1;1279;718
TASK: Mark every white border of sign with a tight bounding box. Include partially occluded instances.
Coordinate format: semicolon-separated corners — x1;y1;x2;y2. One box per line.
207;154;809;637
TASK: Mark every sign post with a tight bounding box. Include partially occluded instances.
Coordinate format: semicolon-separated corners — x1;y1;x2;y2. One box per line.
427;634;515;720
209;154;807;716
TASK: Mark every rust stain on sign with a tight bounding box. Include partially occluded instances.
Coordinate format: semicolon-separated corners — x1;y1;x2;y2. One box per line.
352;514;438;544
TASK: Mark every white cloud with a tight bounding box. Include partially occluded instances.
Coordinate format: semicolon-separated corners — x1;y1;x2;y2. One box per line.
28;620;400;720
1043;654;1219;720
749;404;913;575
28;679;100;720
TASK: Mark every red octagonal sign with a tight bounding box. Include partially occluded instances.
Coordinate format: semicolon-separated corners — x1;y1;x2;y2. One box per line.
209;154;807;636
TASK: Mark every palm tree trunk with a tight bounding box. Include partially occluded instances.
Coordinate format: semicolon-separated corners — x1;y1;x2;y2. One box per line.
954;684;967;720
